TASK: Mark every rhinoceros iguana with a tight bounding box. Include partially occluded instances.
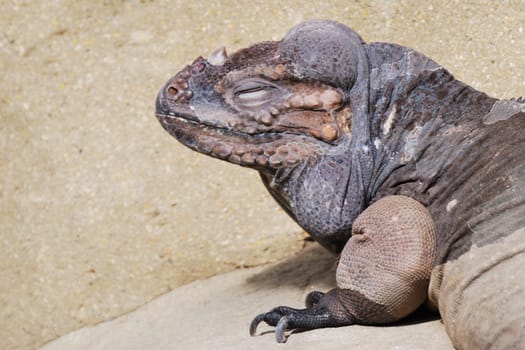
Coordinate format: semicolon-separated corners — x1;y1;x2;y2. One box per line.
155;20;525;349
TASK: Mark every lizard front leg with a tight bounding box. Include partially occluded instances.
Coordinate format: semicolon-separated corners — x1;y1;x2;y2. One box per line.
250;195;437;342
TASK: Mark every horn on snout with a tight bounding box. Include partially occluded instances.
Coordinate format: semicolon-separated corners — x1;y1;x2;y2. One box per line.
207;46;228;66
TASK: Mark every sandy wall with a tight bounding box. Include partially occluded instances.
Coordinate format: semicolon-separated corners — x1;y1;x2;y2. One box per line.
1;1;524;349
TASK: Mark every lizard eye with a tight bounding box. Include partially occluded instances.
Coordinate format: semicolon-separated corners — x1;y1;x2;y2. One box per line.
233;80;278;107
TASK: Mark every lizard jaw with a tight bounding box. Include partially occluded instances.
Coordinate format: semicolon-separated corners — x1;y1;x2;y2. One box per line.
157;112;325;170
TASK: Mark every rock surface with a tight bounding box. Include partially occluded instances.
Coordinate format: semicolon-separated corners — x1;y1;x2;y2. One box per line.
1;1;524;349
41;246;453;350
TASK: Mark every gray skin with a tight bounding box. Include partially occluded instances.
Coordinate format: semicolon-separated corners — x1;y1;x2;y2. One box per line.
155;20;525;349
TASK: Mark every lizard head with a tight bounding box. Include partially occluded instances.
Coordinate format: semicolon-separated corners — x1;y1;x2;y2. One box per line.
156;20;368;171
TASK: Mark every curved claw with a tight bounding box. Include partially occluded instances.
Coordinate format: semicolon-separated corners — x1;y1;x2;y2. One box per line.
249;313;266;336
249;290;355;342
275;316;289;343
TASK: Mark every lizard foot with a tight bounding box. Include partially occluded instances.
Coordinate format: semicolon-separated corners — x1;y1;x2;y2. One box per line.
305;290;325;307
249;289;353;343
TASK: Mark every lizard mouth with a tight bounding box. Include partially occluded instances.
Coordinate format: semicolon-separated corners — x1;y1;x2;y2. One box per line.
156;109;284;144
155;89;281;140
156;110;324;169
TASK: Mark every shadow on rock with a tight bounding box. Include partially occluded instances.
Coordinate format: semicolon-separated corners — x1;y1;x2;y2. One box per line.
245;242;337;291
244;241;441;328
390;304;441;326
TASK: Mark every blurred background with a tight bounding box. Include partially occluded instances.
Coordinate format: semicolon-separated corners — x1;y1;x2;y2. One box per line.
1;1;524;349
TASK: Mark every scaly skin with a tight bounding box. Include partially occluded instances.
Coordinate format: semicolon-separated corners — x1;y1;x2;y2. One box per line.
155;20;525;349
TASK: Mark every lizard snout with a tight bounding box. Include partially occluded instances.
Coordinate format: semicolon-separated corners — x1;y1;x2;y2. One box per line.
156;57;210;116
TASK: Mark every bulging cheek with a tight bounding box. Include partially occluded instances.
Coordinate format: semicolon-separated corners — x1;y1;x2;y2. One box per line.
287;88;343;111
230;107;344;143
228;109;276;135
272;87;345;143
321;123;338;142
274;110;340;143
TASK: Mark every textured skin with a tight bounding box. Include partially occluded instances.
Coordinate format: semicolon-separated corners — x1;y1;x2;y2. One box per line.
336;196;436;323
438;230;525;349
155;20;525;349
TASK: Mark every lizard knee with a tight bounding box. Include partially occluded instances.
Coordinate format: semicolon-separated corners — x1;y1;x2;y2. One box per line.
336;195;437;322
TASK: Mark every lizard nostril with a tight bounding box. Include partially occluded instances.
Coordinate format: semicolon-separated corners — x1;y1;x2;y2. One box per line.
167;86;178;96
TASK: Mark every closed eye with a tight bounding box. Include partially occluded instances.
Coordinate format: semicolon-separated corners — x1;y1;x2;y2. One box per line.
233;80;278;107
